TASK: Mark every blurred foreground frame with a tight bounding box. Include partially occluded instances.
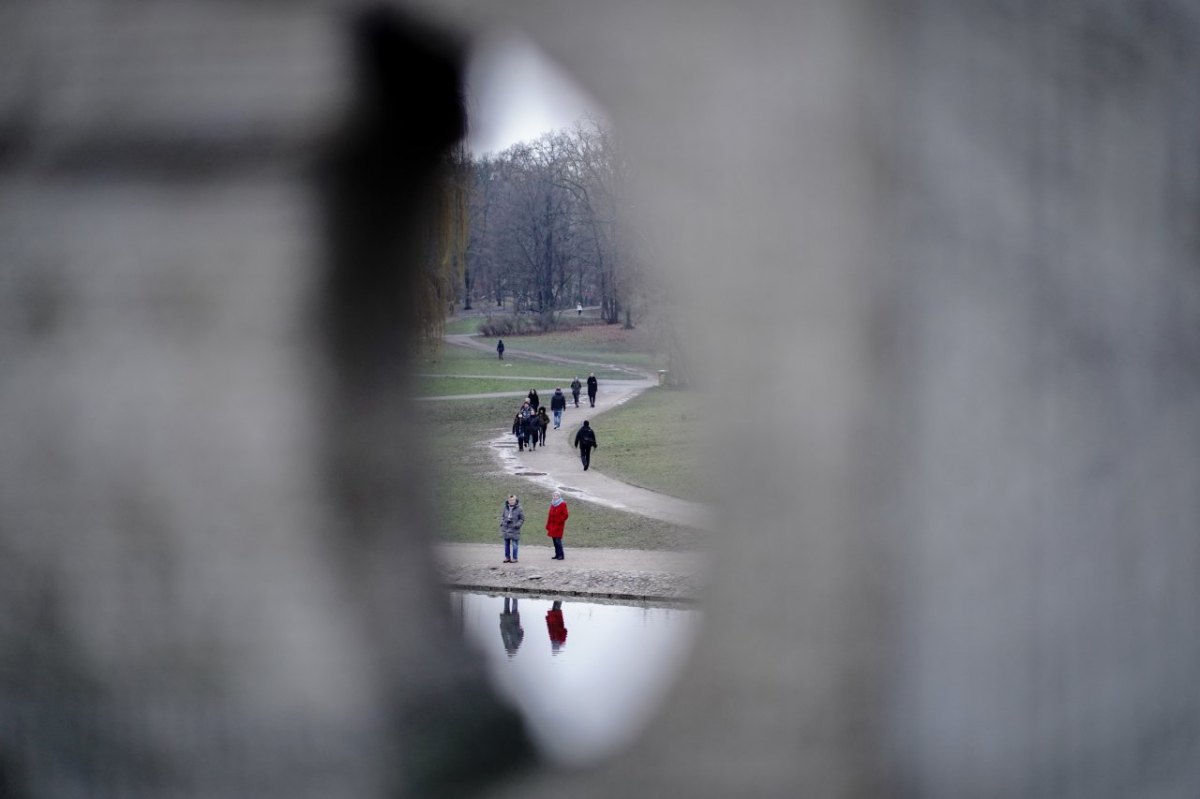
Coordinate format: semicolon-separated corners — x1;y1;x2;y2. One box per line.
1;2;1199;799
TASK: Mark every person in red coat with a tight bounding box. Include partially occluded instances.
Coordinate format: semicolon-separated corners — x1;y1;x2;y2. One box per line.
545;491;569;560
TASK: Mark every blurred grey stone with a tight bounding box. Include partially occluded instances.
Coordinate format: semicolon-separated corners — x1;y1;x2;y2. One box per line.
1;1;1197;797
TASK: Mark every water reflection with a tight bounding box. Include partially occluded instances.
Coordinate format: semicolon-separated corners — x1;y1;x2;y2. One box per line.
499;596;525;656
545;600;567;655
451;591;700;767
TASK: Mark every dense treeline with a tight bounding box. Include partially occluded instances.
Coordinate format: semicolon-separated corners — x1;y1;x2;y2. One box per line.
418;119;690;381
452;119;642;327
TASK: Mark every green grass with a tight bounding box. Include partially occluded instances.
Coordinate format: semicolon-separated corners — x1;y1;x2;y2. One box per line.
422;396;704;550
496;325;666;369
415;376;579;397
443;317;484;335
580;387;707;502
413;347;630;381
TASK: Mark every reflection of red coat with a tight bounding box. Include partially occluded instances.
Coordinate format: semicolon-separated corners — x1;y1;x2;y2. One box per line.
546;609;568;646
545;501;569;538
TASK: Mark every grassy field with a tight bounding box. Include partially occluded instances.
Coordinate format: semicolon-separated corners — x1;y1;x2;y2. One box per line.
493;324;666;370
414;376;566;398
422;396;704;550
581;387;707;502
443;316;484;335
413;347;630;382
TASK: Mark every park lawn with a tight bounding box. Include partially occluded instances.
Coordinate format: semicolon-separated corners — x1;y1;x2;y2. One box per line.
579;386;707;502
422;396;704;550
413;376;563;398
414;346;629;382
443;316;484;335
494;325;667;370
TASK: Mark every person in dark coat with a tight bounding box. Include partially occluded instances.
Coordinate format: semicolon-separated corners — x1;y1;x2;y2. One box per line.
586;373;598;407
500;494;525;562
537;408;550;446
573;420;598;471
497;338;505;360
524;411;541;451
527;388;540;411
512;412;527;452
499;597;524;656
546;600;567;654
549;388;567;429
570;377;582;408
545;491;569;560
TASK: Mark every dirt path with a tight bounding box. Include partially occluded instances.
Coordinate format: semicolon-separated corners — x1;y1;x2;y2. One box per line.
437;542;709;602
441;335;709;529
435;334;711;600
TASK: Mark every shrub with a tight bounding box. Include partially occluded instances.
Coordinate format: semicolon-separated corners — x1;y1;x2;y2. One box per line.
478;313;579;337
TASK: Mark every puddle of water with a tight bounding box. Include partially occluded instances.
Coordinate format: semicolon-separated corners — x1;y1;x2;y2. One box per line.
449;591;700;767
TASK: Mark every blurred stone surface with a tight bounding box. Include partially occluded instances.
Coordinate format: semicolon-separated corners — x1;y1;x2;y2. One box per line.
1;1;1197;797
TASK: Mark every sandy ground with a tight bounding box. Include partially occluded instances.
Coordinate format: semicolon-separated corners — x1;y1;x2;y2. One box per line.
436;542;710;602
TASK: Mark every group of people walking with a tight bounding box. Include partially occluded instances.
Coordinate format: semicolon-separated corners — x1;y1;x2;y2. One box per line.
511;397;550;452
500;491;569;563
495;338;605;563
510;379;600;470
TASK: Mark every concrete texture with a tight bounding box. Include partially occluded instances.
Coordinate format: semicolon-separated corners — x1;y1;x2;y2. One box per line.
1;1;1198;798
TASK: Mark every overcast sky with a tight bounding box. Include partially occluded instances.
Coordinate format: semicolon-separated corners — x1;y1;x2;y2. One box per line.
464;32;605;156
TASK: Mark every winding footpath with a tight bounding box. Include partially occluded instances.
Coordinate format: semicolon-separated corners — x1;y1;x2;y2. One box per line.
431;333;712;601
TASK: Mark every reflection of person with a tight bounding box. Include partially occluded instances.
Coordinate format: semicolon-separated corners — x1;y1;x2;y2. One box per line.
500;495;525;563
546;600;567;654
573;421;598;471
499;597;525;656
497;338;505;360
586;373;598;407
546;491;569;560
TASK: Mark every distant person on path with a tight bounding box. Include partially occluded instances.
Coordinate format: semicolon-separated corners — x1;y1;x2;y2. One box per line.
570;377;582;408
546;491;569;560
586;373;598;407
500;494;524;563
550;388;566;429
546;600;568;653
573;421;598;471
576;302;583;316
497;339;505;360
512;412;528;452
528;388;540;411
524;412;541;451
499;597;524;656
537;408;550;446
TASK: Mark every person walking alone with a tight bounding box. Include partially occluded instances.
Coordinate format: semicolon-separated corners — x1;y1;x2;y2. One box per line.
500;494;524;563
586;373;598;407
570;377;582;408
497;338;505;360
573;420;598;471
527;388;540;412
545;491;569;560
549;388;566;429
